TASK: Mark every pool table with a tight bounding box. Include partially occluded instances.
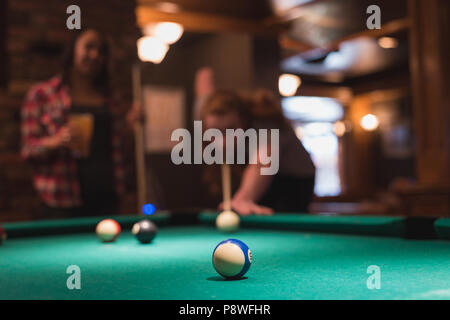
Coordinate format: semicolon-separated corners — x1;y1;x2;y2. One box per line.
0;212;449;300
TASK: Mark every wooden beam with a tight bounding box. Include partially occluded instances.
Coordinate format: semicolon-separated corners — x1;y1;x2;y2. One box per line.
346;94;377;197
327;18;411;51
278;33;316;53
389;0;450;217
408;0;450;186
280;18;411;54
136;6;285;35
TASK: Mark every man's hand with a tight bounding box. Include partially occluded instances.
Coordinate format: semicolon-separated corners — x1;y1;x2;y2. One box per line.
219;197;274;216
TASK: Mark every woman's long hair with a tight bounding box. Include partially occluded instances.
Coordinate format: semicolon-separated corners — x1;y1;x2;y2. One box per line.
200;90;252;127
60;29;110;95
200;89;289;196
200;89;289;128
248;89;289;128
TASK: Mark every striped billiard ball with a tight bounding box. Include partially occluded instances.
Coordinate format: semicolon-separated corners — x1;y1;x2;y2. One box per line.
213;239;252;279
96;219;121;242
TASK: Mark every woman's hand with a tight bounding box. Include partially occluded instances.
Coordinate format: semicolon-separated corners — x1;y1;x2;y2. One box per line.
42;126;72;150
126;102;144;129
219;197;274;216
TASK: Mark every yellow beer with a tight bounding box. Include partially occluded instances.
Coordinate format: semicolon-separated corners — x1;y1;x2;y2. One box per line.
68;114;94;158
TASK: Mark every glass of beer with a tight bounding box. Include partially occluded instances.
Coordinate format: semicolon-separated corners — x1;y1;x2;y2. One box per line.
68;114;94;158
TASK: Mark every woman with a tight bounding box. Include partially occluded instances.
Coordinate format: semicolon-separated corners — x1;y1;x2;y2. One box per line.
21;29;139;218
201;89;316;215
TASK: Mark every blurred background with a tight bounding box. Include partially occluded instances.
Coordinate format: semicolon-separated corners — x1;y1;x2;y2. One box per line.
0;0;449;221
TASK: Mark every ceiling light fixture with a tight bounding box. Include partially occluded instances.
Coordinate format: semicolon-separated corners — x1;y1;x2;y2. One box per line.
279;74;301;97
137;36;169;64
360;114;379;131
143;22;184;45
377;37;398;49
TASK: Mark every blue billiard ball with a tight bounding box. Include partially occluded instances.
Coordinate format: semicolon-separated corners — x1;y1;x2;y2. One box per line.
212;239;252;279
142;203;156;216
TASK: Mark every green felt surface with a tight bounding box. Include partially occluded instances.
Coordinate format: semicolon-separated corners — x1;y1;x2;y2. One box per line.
200;212;406;237
1;225;450;300
435;218;450;240
3;214;168;238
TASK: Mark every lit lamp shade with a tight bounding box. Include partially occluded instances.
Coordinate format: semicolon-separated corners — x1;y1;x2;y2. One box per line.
137;36;169;64
279;74;301;97
360;114;379;131
144;22;184;45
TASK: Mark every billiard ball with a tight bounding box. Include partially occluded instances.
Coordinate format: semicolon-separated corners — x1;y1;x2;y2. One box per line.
216;210;240;233
213;239;252;279
0;225;7;245
96;219;121;242
132;219;158;244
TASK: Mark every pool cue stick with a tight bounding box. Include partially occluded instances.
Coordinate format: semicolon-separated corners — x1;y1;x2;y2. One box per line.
132;63;147;213
222;163;232;211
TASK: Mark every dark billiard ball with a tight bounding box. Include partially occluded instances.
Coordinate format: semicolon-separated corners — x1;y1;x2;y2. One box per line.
0;225;7;245
132;220;157;244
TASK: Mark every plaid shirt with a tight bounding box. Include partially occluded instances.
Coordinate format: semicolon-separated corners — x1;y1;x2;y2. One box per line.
21;76;127;208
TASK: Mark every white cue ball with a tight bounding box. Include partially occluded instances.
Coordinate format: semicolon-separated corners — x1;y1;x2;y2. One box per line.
216;210;240;232
96;219;121;242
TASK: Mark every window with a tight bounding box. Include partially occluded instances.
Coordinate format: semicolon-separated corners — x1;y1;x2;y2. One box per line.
282;96;344;196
